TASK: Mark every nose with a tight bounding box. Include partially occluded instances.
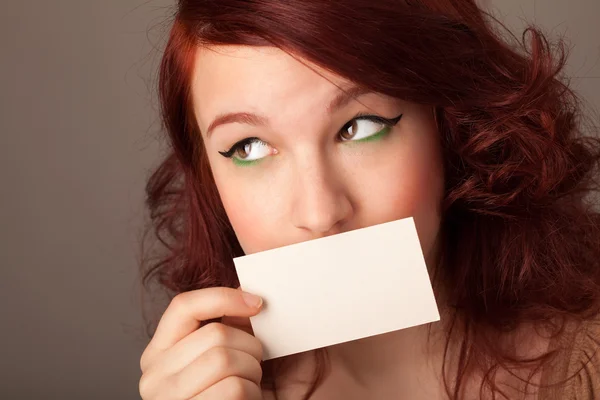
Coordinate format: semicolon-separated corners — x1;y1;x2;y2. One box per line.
290;158;354;236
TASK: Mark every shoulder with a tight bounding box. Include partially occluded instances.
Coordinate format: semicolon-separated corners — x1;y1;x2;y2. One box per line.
567;315;600;399
541;314;600;400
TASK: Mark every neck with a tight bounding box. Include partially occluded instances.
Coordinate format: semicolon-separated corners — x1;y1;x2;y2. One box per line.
326;243;451;389
326;306;452;396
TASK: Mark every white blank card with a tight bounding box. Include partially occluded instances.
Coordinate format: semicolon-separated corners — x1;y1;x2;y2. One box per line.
233;217;440;360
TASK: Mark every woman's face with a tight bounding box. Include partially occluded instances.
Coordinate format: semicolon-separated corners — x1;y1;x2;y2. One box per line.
191;46;445;262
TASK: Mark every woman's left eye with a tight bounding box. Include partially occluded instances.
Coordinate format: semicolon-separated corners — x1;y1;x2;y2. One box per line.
339;114;403;142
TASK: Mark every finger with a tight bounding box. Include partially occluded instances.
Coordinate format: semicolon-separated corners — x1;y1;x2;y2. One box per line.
224;288;255;335
148;323;263;377
190;377;262;400
166;347;263;399
141;287;262;372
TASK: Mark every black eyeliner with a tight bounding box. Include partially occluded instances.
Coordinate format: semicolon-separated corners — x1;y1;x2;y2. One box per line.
340;112;403;134
219;136;261;158
218;113;403;158
352;112;403;126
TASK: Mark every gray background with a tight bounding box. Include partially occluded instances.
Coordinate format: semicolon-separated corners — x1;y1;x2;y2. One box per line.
1;1;598;399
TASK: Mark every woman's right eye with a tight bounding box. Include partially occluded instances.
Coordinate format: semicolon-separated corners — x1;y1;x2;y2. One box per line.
218;137;276;166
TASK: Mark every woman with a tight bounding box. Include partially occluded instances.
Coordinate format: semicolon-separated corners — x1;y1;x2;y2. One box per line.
138;0;600;399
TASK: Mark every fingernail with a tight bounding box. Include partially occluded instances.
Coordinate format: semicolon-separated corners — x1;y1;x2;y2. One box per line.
242;292;263;308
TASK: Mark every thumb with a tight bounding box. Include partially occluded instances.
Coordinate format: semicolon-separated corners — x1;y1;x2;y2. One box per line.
222;286;256;335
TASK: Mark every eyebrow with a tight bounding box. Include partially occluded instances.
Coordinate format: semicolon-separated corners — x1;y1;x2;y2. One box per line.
205;84;371;138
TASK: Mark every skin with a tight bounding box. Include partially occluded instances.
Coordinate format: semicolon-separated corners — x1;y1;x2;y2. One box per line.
140;46;444;400
193;45;445;260
192;45;446;398
139;45;552;399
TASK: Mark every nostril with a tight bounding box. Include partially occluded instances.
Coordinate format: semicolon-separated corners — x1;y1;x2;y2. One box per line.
292;197;354;235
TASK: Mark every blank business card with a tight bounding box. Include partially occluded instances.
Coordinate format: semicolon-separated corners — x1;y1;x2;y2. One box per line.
233;217;440;360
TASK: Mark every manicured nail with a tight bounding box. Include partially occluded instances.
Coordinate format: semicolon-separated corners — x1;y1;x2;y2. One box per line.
242;292;263;308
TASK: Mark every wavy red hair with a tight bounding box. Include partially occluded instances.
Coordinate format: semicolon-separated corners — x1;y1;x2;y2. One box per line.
140;0;600;398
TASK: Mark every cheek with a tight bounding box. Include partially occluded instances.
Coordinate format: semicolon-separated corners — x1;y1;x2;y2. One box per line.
405;135;444;260
213;170;287;254
408;155;444;260
358;121;444;258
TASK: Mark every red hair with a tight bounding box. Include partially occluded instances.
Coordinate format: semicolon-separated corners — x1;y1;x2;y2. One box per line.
141;0;600;398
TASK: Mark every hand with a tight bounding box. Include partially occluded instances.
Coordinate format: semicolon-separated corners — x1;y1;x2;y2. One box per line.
139;287;264;399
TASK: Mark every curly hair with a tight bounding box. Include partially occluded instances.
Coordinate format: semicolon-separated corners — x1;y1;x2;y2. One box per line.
140;0;600;398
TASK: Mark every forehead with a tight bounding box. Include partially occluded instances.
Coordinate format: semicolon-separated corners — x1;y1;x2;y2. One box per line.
190;45;347;125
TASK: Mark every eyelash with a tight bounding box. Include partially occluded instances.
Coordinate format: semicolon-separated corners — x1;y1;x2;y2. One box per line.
218;112;403;159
